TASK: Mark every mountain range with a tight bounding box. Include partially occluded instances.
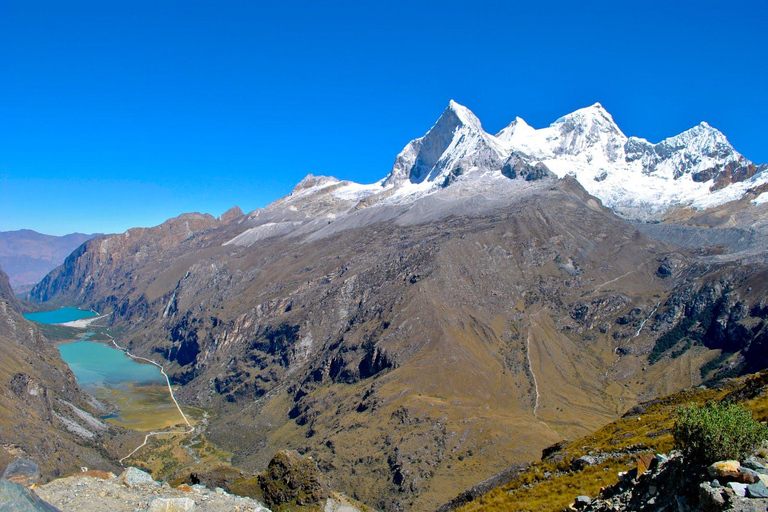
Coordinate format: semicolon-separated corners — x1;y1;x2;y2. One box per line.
0;230;98;293
23;101;768;511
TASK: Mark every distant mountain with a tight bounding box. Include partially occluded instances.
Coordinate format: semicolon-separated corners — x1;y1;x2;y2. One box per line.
0;230;98;291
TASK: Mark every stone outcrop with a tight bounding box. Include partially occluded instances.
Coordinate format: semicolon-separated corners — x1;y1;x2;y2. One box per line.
32;466;270;512
574;449;768;512
258;451;329;509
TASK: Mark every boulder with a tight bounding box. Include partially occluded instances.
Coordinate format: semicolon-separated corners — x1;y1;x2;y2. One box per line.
2;459;41;487
708;460;741;479
743;457;768;473
0;479;62;512
571;455;597;472
728;481;748;497
573;495;591;508
119;467;158;488
747;481;768;498
147;497;196;512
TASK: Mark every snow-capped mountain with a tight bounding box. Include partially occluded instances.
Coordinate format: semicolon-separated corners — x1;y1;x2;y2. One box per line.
384;100;508;190
302;100;767;219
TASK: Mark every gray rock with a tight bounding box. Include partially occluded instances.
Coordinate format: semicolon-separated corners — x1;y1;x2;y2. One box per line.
729;481;748;497
119;467;157;488
699;482;727;509
747;481;768;498
147;497;196;512
0;479;62;512
2;460;41;487
741;467;761;480
571;456;597;471
574;495;591;508
743;457;768;473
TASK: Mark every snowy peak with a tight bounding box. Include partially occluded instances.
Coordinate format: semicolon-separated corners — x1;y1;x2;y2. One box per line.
664;122;732;154
291;101;765;220
445;99;483;130
496;117;533;144
550;103;627;162
384;100;506;188
291;174;341;193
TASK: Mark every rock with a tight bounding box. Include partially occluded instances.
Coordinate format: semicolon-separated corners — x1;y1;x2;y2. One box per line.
147;497;196;511
747;481;768;498
119;467;158;488
699;482;727;509
743;457;768;473
708;460;742;479
758;474;768;486
654;453;669;465
571;456;597;472
739;467;761;483
729;481;748;497
2;460;41;487
0;479;62;511
573;495;591;508
636;453;655;475
258;450;329;509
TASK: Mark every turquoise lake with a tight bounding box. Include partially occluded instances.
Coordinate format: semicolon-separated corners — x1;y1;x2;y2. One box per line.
23;307;98;324
56;339;187;430
57;340;165;393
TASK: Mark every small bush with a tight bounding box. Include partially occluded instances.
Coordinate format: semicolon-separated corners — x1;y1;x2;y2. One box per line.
673;402;768;464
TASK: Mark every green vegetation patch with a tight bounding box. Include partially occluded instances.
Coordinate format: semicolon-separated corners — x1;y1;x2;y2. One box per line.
673;402;768;464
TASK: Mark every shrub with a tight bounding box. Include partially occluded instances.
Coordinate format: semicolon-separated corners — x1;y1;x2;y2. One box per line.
673;402;768;464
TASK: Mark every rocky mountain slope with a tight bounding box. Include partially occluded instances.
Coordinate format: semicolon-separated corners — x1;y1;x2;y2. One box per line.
27;103;768;511
0;265;119;479
0;230;97;292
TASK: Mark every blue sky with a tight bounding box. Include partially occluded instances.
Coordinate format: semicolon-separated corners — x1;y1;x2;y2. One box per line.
1;1;766;235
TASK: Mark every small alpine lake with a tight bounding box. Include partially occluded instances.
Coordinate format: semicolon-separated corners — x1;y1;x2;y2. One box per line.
57;338;200;431
23;307;98;325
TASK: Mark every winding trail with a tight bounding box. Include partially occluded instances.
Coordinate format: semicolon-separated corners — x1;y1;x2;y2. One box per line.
525;312;558;437
593;260;650;292
103;334;194;464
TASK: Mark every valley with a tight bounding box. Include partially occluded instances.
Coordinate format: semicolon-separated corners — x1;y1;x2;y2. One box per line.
6;100;768;511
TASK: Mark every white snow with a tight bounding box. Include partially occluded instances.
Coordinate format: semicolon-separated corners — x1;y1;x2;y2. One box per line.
224;221;304;247
753;192;768;206
243;101;765;226
376;100;763;217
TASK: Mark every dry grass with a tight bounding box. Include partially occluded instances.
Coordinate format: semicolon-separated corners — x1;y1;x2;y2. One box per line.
454;372;767;512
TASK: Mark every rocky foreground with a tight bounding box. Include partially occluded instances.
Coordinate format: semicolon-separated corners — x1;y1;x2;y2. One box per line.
0;463;269;512
35;467;269;512
1;453;370;512
572;451;768;512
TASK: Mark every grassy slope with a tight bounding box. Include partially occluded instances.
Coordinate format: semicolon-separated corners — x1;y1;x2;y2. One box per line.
453;371;768;512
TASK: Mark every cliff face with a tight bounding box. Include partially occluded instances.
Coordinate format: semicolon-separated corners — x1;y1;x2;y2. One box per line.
0;265;118;479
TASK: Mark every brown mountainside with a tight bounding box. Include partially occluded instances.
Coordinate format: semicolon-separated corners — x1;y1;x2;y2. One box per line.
29;175;768;510
0;265;119;478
